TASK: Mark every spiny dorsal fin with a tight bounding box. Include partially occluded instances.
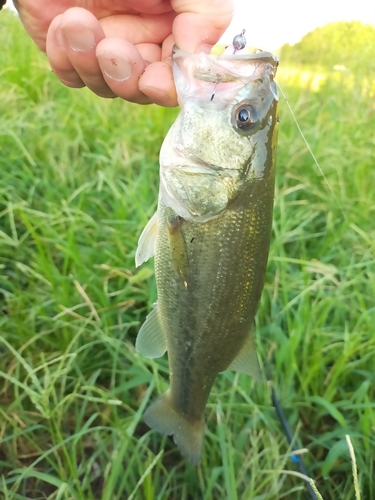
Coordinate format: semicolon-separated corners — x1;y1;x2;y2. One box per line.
135;303;167;358
135;211;158;268
227;332;263;381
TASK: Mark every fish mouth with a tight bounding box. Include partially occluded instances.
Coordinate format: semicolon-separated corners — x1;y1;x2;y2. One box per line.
172;46;279;83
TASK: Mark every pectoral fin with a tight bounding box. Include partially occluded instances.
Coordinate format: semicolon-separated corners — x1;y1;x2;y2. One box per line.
227;333;263;381
135;303;167;358
168;216;190;288
135;212;158;267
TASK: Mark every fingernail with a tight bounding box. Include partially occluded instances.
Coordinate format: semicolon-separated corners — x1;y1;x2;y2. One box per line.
97;53;131;81
196;44;212;54
62;24;96;52
139;86;167;99
139;86;175;106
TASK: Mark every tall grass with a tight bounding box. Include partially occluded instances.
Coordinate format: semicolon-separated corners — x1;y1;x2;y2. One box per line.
1;9;374;500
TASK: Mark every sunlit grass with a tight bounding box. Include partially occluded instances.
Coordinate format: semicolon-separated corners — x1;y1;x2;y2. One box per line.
1;9;374;500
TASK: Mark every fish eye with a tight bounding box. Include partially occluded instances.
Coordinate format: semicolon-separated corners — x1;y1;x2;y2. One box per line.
231;101;259;132
238;108;250;122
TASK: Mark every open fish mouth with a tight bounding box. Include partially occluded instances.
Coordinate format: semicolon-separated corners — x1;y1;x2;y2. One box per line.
172;46;279;83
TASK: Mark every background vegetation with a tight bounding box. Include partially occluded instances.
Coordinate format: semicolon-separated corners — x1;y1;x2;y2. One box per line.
279;21;375;73
1;10;374;500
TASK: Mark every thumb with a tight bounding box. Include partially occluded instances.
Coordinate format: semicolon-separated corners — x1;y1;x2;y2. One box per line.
171;0;233;53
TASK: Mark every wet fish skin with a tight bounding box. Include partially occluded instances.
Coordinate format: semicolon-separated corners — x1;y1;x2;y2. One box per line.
136;47;279;464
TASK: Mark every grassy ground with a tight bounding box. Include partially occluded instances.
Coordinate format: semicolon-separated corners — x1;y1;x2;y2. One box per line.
1;9;375;500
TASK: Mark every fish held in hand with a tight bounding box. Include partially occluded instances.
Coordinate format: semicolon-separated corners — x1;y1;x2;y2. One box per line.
135;44;279;464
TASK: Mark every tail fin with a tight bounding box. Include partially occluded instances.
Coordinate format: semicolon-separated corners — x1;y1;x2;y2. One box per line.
144;390;205;465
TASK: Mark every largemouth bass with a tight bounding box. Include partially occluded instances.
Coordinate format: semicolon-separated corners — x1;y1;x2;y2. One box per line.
135;45;279;464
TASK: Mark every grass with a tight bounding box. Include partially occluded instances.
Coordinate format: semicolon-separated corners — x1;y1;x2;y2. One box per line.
1;9;375;500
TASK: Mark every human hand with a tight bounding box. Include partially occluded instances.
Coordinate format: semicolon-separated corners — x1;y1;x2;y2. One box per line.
14;0;233;106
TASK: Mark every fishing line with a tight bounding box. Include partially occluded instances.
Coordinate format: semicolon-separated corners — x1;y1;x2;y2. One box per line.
213;31;325;496
269;383;318;500
276;82;347;221
268;83;327;500
270;80;348;497
276;83;330;189
223;32;321;495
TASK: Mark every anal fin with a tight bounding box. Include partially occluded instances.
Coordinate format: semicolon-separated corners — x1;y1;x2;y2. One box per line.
227;332;263;381
136;303;167;358
135;211;158;267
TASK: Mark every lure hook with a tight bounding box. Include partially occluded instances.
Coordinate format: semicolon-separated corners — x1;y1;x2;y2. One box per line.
211;29;247;101
233;29;246;54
